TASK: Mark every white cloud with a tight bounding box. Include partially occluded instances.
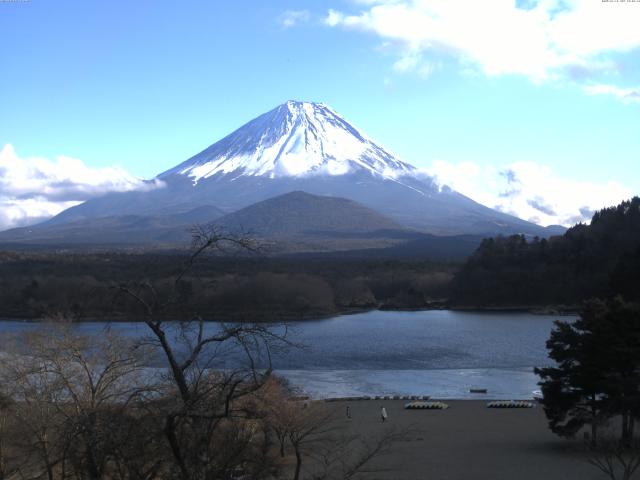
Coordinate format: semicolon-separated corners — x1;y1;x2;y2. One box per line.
0;144;162;231
279;9;311;28
325;0;640;85
392;51;422;73
390;50;439;78
420;159;633;227
584;84;640;103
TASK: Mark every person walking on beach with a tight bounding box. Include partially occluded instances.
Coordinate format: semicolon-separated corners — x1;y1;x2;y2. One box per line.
346;405;351;419
381;406;388;422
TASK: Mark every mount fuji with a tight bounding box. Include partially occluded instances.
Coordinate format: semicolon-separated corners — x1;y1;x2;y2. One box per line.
0;101;560;248
161;101;416;180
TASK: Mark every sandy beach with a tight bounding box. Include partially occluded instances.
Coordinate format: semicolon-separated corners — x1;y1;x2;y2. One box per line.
328;399;605;480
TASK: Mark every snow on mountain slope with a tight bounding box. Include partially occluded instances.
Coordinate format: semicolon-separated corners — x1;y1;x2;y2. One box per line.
160;101;416;182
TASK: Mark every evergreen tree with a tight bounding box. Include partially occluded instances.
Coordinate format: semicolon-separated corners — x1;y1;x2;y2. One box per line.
536;298;640;445
453;197;640;307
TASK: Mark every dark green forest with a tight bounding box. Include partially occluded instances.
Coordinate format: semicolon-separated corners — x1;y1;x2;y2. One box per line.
451;197;640;308
0;253;453;321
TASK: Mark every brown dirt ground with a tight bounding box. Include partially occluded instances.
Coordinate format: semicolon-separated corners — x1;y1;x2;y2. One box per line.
325;399;607;480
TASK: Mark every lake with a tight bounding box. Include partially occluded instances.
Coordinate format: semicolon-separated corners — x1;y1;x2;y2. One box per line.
0;310;572;399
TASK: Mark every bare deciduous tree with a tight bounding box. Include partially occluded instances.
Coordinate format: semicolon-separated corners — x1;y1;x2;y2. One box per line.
0;392;19;480
1;326;152;480
116;225;293;479
588;435;640;480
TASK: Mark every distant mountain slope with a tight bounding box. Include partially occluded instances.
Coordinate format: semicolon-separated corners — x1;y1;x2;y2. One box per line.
35;100;555;238
0;191;486;259
452;197;640;307
214;191;402;237
0;205;225;245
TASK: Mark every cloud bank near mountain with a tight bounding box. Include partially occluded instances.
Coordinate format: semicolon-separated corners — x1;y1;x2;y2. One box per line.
423;159;633;227
0;144;162;231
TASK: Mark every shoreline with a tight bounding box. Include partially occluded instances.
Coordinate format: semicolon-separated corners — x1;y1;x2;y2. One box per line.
322;396;538;402
277;367;543;401
0;304;578;323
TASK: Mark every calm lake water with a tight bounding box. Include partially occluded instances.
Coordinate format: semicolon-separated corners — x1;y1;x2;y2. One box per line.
0;310;573;399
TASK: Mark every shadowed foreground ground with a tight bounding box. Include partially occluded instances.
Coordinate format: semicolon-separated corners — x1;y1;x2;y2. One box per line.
331;400;605;480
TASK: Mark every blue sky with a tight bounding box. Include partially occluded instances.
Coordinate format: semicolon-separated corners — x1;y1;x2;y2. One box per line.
0;0;639;228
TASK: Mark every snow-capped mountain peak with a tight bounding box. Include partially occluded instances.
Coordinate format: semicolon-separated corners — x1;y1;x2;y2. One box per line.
160;101;416;182
17;101;555;239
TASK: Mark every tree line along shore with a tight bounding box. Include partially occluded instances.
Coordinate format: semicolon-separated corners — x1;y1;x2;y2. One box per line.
0;254;456;322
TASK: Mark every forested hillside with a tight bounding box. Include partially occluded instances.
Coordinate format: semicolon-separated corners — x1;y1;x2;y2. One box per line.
452;197;640;307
